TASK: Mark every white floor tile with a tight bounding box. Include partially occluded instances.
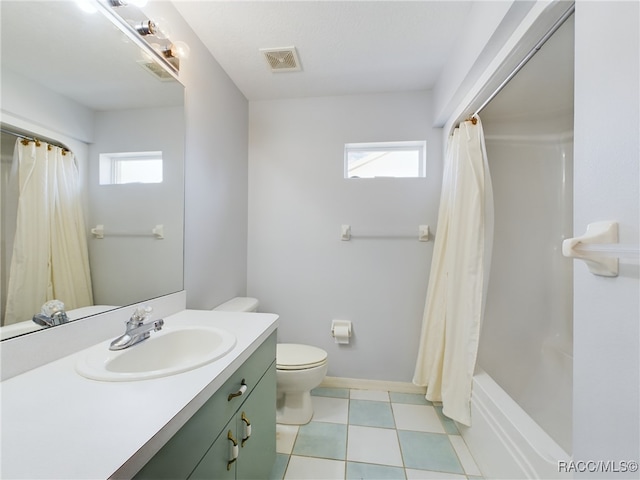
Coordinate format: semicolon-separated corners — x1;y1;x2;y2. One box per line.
449;434;482;476
311;396;349;424
284;455;345;480
405;468;467;480
346;425;403;467
349;389;390;401
276;424;299;454
392;403;446;434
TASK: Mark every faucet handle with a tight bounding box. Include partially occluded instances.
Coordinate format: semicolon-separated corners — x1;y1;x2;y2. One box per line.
129;305;153;324
41;299;66;317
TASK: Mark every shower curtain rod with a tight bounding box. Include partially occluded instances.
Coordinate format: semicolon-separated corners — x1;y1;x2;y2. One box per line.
469;2;575;120
0;127;70;151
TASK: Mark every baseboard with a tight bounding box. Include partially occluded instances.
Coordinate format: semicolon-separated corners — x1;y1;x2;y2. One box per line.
320;376;428;394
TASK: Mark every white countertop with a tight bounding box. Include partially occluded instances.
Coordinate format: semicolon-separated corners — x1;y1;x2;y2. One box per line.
0;310;278;479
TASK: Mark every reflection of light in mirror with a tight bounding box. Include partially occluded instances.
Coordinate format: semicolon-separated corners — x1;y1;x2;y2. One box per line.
151;17;172;40
134;19;158;36
75;0;97;14
110;0;148;7
165;41;191;60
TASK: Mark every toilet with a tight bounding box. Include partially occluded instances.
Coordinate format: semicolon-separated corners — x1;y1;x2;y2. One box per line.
214;297;328;425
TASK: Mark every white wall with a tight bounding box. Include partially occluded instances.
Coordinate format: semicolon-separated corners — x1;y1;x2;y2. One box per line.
248;91;441;381
0;69;94;145
573;1;639;473
151;2;250;309
88;107;184;306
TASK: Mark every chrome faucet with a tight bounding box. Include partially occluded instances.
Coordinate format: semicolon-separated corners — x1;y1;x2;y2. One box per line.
32;300;70;327
110;306;164;351
32;310;69;327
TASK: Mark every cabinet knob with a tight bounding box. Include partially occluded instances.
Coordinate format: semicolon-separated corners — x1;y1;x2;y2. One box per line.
228;379;247;401
241;412;252;447
227;430;239;470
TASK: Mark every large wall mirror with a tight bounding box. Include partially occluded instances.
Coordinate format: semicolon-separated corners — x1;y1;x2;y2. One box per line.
0;0;185;341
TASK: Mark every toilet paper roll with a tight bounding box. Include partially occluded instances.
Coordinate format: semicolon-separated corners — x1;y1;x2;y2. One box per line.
333;325;351;344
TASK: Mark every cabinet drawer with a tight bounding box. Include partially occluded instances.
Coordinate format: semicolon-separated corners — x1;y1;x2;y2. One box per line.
190;363;276;480
196;331;275;441
134;332;276;480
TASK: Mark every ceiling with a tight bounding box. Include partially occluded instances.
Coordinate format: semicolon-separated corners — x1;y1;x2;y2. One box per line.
173;1;474;101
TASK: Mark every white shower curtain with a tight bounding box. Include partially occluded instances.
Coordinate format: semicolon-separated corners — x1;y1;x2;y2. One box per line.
4;139;93;325
413;117;493;426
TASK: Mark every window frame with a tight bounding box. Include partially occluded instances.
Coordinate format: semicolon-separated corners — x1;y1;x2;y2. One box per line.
99;151;163;185
344;141;426;179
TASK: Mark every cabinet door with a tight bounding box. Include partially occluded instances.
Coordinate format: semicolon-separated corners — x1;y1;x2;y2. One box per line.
134;333;276;480
189;417;237;480
235;363;276;480
190;363;276;480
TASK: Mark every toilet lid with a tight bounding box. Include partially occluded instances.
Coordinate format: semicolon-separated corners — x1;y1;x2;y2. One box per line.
277;344;328;370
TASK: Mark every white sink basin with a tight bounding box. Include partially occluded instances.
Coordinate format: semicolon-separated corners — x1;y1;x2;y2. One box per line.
76;326;237;381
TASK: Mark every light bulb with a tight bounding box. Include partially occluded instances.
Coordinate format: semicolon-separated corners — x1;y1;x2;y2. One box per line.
170;41;190;60
164;41;190;60
151;18;172;40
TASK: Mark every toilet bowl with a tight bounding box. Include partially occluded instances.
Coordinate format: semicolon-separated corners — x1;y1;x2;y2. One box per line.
276;343;328;425
213;297;328;425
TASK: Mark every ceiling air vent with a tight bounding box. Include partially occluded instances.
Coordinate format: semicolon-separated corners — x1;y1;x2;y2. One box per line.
137;60;175;82
260;47;302;72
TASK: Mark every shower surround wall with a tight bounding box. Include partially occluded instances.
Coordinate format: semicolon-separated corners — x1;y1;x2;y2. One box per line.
247;91;442;382
479;118;574;454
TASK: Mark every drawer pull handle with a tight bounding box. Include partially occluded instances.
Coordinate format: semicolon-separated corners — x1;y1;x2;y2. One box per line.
241;412;252;447
228;379;247;401
227;430;239;470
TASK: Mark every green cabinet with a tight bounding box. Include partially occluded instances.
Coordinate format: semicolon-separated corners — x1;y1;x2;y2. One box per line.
135;332;276;480
191;365;276;479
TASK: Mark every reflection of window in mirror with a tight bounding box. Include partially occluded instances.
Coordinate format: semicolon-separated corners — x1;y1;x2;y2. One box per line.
99;151;163;185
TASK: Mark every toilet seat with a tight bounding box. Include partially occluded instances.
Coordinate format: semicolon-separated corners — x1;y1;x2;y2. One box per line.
277;344;328;371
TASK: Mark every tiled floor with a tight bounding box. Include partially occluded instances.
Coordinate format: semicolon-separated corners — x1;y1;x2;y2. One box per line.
270;387;484;480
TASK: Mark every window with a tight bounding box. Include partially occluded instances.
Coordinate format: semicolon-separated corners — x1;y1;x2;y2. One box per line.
344;141;426;179
99;151;163;185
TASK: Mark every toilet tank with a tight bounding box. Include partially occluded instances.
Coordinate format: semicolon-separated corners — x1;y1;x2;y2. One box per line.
213;297;259;312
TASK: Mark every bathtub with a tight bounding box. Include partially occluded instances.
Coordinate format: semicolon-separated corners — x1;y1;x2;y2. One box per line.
458;368;572;479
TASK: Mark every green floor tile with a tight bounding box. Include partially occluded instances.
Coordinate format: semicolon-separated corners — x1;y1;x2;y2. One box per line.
292;422;348;460
398;430;464;474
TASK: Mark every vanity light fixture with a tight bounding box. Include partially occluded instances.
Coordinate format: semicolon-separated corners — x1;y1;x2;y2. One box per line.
135;20;158;36
109;0;148;7
100;0;188;76
163;41;190;60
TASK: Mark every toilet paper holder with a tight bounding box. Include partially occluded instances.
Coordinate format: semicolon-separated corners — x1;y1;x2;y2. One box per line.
331;320;352;344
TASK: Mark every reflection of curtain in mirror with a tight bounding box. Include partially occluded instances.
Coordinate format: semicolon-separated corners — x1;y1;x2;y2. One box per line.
4;139;93;325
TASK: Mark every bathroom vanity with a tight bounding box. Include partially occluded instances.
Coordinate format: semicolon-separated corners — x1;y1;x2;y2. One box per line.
135;330;276;479
0;309;278;479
